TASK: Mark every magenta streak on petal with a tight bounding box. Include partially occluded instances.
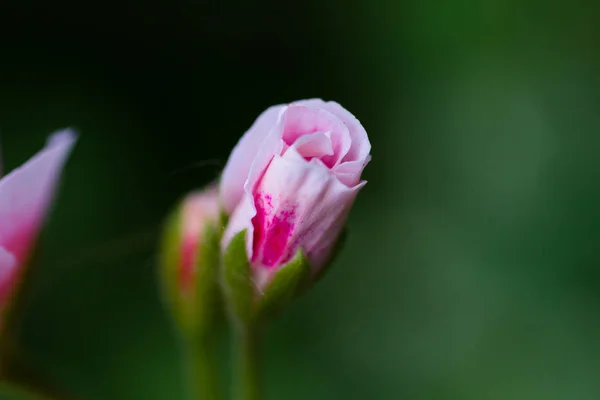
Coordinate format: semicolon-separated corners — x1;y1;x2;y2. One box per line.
251;193;269;264
251;192;296;269
262;209;295;267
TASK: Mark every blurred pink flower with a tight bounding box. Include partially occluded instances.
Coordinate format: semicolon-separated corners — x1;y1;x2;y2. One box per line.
0;130;77;307
221;99;370;287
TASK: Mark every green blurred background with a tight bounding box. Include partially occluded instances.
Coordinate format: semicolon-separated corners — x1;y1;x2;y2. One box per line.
1;0;600;399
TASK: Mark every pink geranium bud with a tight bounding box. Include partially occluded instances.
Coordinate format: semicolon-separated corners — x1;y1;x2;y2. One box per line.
179;187;220;294
0;130;77;312
159;186;222;337
220;99;371;293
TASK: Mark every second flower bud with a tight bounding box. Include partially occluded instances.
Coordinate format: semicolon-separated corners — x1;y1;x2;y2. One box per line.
159;186;222;339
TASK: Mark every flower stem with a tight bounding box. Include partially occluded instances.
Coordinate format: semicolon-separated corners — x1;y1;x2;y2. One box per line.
236;326;261;400
187;335;221;400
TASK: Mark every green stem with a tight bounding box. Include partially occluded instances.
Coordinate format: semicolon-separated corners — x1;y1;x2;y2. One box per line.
186;335;221;400
236;326;261;400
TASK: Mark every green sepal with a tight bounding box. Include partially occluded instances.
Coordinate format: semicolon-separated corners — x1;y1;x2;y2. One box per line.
158;202;222;339
222;229;254;325
218;209;229;234
190;222;222;335
256;249;311;322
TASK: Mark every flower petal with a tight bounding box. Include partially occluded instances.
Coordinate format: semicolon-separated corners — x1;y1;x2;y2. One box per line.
223;146;363;281
287;131;333;160
220;105;286;213
0;129;77;263
333;154;372;187
294;99;371;164
221;190;256;257
283;104;351;168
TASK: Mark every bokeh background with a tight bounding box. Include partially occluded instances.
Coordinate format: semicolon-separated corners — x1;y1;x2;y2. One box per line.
1;0;600;399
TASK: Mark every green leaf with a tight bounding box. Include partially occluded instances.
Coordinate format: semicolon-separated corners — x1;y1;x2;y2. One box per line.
256;249;311;322
222;230;255;325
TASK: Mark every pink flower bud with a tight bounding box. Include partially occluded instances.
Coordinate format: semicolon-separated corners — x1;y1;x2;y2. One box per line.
220;99;371;287
159;186;222;336
178;187;220;294
0;130;77;308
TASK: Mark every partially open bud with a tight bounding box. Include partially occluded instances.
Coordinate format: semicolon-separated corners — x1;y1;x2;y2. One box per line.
219;99;370;325
159;186;222;338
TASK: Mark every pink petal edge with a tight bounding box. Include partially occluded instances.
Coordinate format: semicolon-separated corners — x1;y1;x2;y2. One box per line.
220;105;286;213
0;129;77;263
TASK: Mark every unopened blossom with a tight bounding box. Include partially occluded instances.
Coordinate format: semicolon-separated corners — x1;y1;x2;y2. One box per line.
159;185;222;337
220;99;370;289
178;187;220;295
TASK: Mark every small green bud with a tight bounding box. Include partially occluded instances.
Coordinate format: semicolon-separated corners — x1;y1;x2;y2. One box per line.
159;186;222;339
